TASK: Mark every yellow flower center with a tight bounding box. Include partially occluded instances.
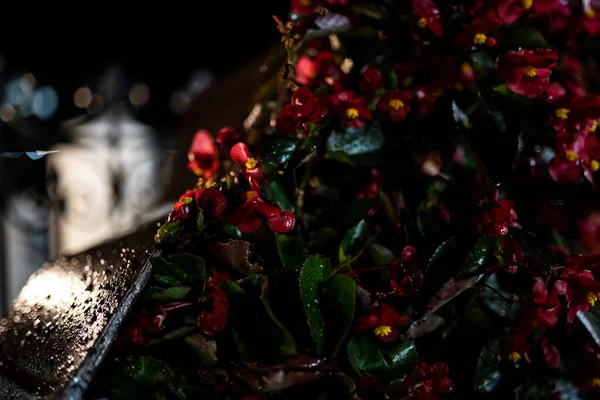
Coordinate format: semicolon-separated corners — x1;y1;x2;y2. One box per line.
590;120;598;133
546;306;556;313
555;108;570;120
524;66;537;77
403;77;413;88
418;17;428;28
455;82;464;91
433;89;444;98
374;325;392;337
474;33;487;45
586;8;596;19
565;150;578;162
588;292;598;306
300;0;311;6
593;377;600;387
591;160;600;172
246;191;256;199
522;0;533;9
345;108;359;119
245;158;258;169
389;99;404;111
508;352;521;363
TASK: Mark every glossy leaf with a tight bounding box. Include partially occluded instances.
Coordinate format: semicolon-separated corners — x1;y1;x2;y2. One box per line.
262;136;297;171
458;236;502;277
168;254;206;283
506;228;557;265
479;273;522;323
426;275;483;315
326;123;384;166
215;221;243;239
154;220;183;244
261;177;295;212
368;243;395;266
337;198;375;229
347;336;418;380
299;255;331;357
500;26;548;49
147;286;191;302
276;233;308;271
339;220;370;264
322;274;356;357
474;339;502;394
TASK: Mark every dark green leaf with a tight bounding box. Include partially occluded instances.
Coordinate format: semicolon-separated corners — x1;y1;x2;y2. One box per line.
168;254;206;283
322;274;356;357
209;240;263;275
469;51;495;71
339;220;370;264
154;220;183;244
220;280;247;296
263;136;297;173
261;177;295;212
215;221;243;239
399;315;445;340
299;255;331;357
479;273;522;323
276;233;308;271
474;339;502;394
326;123;384;166
260;279;297;356
337;198;375;229
309;227;340;251
291;135;320;168
506;228;557;265
452;101;472;129
147;286;191;301
500;26;548;49
426;275;482;315
459;236;501;277
184;333;218;365
424;236;460;276
347;336;418;380
368;243;395;266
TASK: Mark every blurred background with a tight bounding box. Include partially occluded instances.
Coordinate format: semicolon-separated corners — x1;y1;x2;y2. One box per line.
0;2;289;314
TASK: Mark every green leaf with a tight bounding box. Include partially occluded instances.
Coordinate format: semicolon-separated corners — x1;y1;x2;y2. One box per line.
339;220;370;264
168;254;206;283
474;338;502;394
260;279;298;356
426;275;482;315
276;233;308;271
321;274;356;357
469;51;495;72
337;197;375;229
459;236;501;277
500;26;548;49
347;336;418;380
424;236;460;276
215;221;243;239
147;286;191;301
368;243;395;266
506;227;557;265
146;326;196;347
263;136;297;173
308;227;340;251
220;280;247;296
299;255;331;357
261;177;295;212
291;134;320;168
154;220;183;244
452;101;472;130
479;273;522;323
326;122;384;166
184;333;218;365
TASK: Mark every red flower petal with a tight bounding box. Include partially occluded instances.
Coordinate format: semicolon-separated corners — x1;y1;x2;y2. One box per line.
198;288;229;336
267;210;296;233
230;142;252;165
380;303;410;327
196;188;227;220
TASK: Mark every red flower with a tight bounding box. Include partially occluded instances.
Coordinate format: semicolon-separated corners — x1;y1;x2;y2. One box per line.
390;246;424;297
519;279;561;334
291;0;321;15
548;95;600;132
413;0;443;38
216;126;242;150
187;129;220;178
402;362;455;399
497;49;559;98
378;90;412;122
415;86;440;118
480;196;519;237
276;87;328;134
542;338;560;368
497;0;558;25
336;91;372;128
539;2;571;32
359;67;383;92
295;52;345;87
583;2;600;36
500;335;531;364
208;270;231;288
458;62;476;90
230;142;264;182
578;211;600;254
454;10;503;48
115;311;165;347
357;168;383;216
198;287;229;336
499;238;523;273
170;199;191;222
196;188;227;220
394;61;417;89
226;178;296;234
555;258;600;323
549;131;600;187
354;303;410;342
